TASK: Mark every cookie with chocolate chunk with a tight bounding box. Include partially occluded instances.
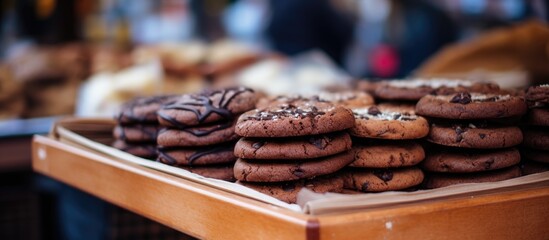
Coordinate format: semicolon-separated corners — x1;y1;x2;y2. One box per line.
421;147;520;173
113;124;161;142
416;92;527;119
112;140;157;159
234;131;352;160
180;164;236;182
237;175;344;203
233;151;354;182
157;143;236;166
157;120;239;147
350;141;425;168
522;129;549;150
350;106;429;139
157;87;257;128
375;79;500;101
423;166;521;189
427;123;523;149
117;95;178;124
342;167;424;192
236;100;354;137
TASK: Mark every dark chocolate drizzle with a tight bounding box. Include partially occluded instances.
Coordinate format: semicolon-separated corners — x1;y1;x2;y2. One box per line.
157;144;233;166
180;121;233;137
159;87;252;128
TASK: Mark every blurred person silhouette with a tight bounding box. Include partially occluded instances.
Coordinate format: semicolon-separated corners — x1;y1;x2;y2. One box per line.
265;0;355;66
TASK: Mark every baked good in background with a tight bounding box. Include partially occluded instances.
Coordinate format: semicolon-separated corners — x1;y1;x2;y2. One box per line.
0;64;24;120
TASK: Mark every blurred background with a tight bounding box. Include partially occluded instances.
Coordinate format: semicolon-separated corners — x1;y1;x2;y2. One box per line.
0;0;548;239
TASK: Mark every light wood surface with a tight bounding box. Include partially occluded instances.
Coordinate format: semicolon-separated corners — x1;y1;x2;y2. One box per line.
32;135;549;240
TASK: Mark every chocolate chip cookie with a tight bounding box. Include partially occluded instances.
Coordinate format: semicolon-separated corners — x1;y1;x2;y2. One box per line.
416;92;527;119
421;147;521;173
423;166;521;189
234;131;352;160
157;143;236;166
350;106;429;139
236;100;354;137
343;167;424;192
233;151;354;182
427;123;523;149
375;79;500;101
350;141;425;168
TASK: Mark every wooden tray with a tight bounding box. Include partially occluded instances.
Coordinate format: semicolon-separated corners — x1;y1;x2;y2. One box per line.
32;134;549;239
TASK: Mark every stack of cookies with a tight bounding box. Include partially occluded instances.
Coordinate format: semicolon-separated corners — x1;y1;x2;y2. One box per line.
233;98;355;203
344;105;428;192
113;95;177;159
155;87;257;181
521;85;549;174
416;91;527;188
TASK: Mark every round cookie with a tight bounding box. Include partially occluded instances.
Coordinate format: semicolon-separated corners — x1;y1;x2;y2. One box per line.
237;175;344;203
157;120;239;147
525;108;549;127
112;140;157;159
256;91;374;109
521;148;549;164
113;124;161;142
157;143;236;166
350;106;429;139
416;92;527;119
180;164;236;182
375;79;500;101
117;95;178;124
234;151;354;182
423;166;521;189
350;141;425;168
428;123;523;149
343;167;424;192
422;148;520;173
234;131;352;160
522;129;549;150
236;101;354;137
525;84;549;106
157;87;257;128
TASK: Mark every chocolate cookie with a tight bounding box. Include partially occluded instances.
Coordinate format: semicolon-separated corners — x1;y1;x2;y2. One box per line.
375;79;500;101
423;166;521;189
237;175;344;203
112;140;157;159
157;143;236;166
525;108;549;127
234;131;352;160
233;151;354;182
416;92;527;119
428;123;523;149
350;141;425;168
157;87;257;128
236;101;354;137
421;148;520;173
525;84;549;106
117;95;178;124
180;164;236;182
350;106;429;139
522;129;549;150
521;148;549;164
343;167;424;192
113;124;161;142
157;120;239;147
